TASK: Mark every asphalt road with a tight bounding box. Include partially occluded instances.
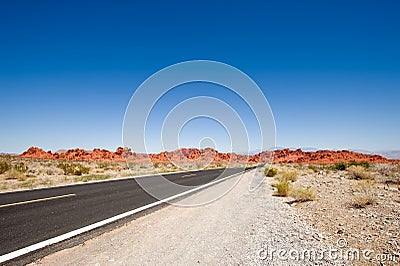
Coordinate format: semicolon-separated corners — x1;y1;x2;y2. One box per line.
0;167;249;257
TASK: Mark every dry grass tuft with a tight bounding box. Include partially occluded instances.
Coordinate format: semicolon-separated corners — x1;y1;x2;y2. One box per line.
274;181;290;197
347;165;372;180
281;171;298;182
290;186;317;202
5;169;26;181
352;195;375;208
352;179;376;208
58;162;90;176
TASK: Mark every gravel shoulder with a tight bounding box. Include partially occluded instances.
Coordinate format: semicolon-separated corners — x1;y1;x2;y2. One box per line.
30;170;340;265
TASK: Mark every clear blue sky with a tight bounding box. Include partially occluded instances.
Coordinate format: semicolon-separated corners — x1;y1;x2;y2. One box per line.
0;0;399;153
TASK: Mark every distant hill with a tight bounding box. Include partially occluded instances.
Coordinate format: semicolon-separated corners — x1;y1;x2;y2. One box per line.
376;151;400;160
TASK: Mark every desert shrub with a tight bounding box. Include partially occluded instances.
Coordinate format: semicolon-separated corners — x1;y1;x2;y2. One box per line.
281;171;298;182
353;195;372;208
215;162;225;168
97;162;109;169
5;169;26;181
0;161;11;174
372;163;399;179
153;162;163;168
57;163;73;175
347;165;372;180
352;180;376;208
348;160;370;169
97;162;119;170
357;179;375;190
290;187;317;202
275;181;290;197
308;164;319;172
46;168;57;175
333;162;347;171
58;162;90;176
72;164;90;175
13;162;28;173
265;167;278;177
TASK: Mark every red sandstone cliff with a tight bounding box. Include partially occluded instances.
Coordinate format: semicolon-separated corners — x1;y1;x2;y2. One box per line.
19;147;393;164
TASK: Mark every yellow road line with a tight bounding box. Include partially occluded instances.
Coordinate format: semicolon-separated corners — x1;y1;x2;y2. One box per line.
0;193;76;209
181;173;196;178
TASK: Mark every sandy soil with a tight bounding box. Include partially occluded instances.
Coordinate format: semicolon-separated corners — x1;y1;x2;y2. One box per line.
287;164;400;266
29;170;339;266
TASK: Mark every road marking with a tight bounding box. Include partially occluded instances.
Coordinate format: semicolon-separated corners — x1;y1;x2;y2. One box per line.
181;173;196;178
0;169;249;264
0;194;76;209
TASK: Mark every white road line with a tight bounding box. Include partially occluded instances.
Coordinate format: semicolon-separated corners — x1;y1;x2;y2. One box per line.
181;173;196;178
0;194;76;209
0;170;246;263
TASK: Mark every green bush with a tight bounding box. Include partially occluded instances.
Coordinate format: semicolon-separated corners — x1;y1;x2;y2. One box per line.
13;162;28;173
0;161;11;174
153;162;162;168
265;167;278;177
308;164;319;172
58;162;90;176
333;162;347;171
348;160;370;169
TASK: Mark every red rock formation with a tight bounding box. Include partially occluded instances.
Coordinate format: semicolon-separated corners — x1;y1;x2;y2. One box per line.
269;149;390;164
20;147;54;159
19;147;393;164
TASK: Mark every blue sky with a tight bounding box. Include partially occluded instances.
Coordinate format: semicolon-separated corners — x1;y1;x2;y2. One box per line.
0;0;399;153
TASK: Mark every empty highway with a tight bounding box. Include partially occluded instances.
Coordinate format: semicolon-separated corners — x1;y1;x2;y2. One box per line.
0;167;249;261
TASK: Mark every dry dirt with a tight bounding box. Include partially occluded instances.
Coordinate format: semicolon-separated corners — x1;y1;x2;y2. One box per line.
279;163;400;266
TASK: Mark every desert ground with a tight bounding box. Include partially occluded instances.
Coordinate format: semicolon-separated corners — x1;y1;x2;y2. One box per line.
266;163;400;265
26;163;400;265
